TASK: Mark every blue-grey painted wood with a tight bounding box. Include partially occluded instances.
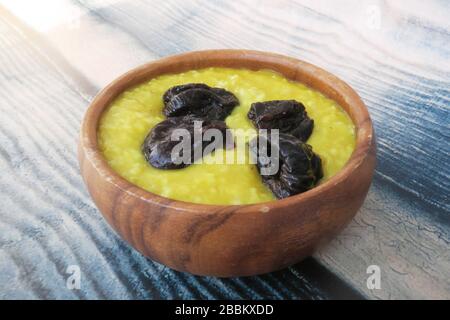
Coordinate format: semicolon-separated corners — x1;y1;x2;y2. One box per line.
0;6;362;300
0;0;448;299
76;0;450;215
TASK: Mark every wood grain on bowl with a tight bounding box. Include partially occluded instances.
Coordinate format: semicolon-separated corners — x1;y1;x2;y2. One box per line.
78;50;376;277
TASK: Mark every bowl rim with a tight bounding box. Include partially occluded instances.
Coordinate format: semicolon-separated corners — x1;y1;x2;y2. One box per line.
80;49;374;212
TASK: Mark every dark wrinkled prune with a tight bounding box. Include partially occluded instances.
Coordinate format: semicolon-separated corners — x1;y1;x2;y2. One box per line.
163;83;210;105
249;133;323;199
142;116;233;169
163;83;239;120
248;100;313;142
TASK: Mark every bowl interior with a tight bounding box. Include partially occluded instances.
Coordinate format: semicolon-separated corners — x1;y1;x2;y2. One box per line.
81;49;373;211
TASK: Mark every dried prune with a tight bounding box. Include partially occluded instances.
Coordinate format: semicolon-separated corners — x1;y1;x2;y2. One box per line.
249;133;323;199
248;100;313;142
142;116;232;169
163;83;239;120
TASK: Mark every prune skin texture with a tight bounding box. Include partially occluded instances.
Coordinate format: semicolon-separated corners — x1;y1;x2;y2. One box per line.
248;100;314;142
163;83;239;120
250;133;323;199
142;116;232;169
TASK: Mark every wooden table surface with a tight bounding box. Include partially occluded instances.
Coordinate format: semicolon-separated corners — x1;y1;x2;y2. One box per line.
0;0;448;300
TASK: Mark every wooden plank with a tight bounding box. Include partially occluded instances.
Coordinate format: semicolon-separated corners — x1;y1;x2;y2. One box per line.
0;0;449;299
0;4;362;300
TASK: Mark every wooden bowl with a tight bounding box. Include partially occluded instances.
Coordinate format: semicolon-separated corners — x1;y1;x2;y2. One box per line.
78;50;376;277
